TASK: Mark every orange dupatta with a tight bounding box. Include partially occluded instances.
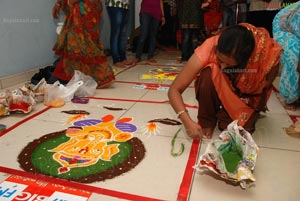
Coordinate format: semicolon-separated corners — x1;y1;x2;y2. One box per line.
195;23;282;126
235;23;282;95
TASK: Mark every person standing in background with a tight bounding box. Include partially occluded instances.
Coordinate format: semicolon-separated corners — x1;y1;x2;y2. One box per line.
273;1;300;110
247;0;282;37
105;0;132;68
132;0;166;64
221;0;238;27
237;0;250;23
52;0;115;88
177;0;205;63
157;0;178;48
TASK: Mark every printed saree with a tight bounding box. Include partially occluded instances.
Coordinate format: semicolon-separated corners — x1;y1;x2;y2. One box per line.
195;23;282;126
53;0;115;88
273;1;300;104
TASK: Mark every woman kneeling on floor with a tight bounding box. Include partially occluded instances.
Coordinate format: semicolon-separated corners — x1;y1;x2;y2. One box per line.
168;23;282;139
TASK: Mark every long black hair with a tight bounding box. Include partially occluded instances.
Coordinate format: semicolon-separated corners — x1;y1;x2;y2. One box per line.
217;25;255;68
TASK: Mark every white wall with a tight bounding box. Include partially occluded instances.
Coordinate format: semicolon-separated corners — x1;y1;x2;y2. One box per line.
0;0;111;78
135;0;142;28
0;0;57;77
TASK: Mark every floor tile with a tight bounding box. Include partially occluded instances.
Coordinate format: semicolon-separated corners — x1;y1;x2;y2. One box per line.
189;148;300;201
253;113;300;151
0;50;299;201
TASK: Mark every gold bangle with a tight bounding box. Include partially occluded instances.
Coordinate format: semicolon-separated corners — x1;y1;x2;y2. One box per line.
177;109;188;118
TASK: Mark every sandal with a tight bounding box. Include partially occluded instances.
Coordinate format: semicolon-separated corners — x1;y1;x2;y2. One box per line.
146;59;157;65
122;60;133;66
131;58;140;65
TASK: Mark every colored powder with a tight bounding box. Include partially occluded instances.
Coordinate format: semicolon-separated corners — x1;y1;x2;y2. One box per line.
222;151;242;173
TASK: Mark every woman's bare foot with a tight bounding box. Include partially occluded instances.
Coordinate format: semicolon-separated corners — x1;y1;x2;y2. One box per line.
284;100;299;111
202;127;214;140
113;62;125;68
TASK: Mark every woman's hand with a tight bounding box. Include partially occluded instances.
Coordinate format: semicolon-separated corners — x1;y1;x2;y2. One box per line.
161;16;166;26
202;2;210;8
183;120;203;139
167;54;204;140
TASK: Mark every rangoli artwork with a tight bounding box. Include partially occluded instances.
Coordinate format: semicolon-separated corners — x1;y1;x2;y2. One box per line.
140;118;182;137
134;67;181;91
140;118;185;157
140;67;181;82
18;115;146;183
133;83;169;91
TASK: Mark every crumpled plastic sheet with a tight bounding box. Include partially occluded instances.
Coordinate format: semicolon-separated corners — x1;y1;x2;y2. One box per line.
195;120;259;189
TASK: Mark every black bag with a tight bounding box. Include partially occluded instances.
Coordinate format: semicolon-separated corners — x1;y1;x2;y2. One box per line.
30;58;68;85
31;65;55;85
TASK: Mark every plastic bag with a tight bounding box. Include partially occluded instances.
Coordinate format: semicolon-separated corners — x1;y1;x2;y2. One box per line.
31;78;47;102
9;87;35;113
195;120;259;189
44;80;83;107
67;70;97;97
0;91;11;116
44;81;65;107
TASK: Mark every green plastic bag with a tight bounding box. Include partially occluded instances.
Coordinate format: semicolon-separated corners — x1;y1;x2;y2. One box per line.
218;132;243;173
196;120;259;189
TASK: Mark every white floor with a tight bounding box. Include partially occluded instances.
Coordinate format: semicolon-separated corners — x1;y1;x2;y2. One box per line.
0;50;299;201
